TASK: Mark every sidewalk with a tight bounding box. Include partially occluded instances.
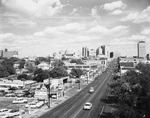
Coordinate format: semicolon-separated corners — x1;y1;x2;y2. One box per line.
22;81;89;118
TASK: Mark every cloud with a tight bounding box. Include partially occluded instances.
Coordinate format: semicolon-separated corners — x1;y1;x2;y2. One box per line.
1;0;64;18
58;23;86;33
69;8;78;15
88;25;129;36
101;1;127;11
91;6;100;19
0;12;37;27
141;28;150;35
121;6;150;23
128;35;147;41
110;9;123;15
34;22;86;37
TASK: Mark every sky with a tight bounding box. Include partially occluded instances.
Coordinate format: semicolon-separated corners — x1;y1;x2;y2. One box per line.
0;0;150;58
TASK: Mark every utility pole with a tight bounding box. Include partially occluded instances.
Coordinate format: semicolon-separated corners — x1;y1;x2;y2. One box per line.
87;71;89;84
48;77;51;108
79;76;80;90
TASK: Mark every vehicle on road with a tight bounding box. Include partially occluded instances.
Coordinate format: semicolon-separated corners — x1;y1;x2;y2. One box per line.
5;93;16;97
83;102;92;110
36;101;44;108
89;87;94;93
0;108;10;117
12;97;28;104
7;109;20;117
25;101;38;108
25;101;44;108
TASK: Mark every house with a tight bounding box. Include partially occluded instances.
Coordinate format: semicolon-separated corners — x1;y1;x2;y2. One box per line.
34;84;48;100
120;62;135;75
37;61;50;70
34;83;62;100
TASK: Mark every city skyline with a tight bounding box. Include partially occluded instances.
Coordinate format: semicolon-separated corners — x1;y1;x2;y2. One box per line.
0;0;150;57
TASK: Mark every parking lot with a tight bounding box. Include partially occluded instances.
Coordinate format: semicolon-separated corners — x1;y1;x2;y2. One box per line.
0;78;93;118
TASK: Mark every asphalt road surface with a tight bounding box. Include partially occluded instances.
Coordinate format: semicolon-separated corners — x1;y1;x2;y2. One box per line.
39;62;115;118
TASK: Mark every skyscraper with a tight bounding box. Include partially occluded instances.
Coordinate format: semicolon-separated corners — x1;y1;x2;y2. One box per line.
137;41;146;58
82;47;89;58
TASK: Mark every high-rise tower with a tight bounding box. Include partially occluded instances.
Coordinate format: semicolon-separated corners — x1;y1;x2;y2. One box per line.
137;41;146;58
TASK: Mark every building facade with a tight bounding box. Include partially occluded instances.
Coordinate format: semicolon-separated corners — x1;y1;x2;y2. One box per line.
82;47;89;58
2;49;18;58
137;41;146;58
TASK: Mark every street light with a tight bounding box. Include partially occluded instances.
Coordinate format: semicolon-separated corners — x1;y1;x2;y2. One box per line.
87;71;89;84
48;77;51;108
78;77;80;90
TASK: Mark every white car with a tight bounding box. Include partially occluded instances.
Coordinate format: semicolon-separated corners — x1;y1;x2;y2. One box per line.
12;97;28;104
36;101;44;108
89;87;94;93
83;102;92;110
0;108;10;117
25;101;44;108
27;102;38;108
7;109;20;117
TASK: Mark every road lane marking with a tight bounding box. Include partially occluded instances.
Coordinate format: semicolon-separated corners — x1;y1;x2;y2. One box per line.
83;93;89;99
53;109;60;115
72;107;83;118
100;106;105;116
88;106;94;116
99;93;103;99
64;105;76;115
52;103;69;115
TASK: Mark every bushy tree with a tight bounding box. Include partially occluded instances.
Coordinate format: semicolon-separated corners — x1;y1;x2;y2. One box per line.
17;74;32;80
0;65;9;77
49;66;68;78
109;63;150;118
1;58;15;75
18;60;26;69
70;68;83;78
33;68;49;82
51;60;64;67
70;59;84;64
25;61;36;73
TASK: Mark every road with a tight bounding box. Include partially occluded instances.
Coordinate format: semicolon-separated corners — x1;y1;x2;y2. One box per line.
39;62;115;118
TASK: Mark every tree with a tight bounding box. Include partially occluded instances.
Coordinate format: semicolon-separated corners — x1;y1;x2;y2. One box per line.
70;68;83;78
17;74;28;80
49;66;68;78
70;59;84;64
1;58;15;75
51;60;64;67
18;60;26;69
25;61;36;73
109;62;150;118
0;65;9;77
33;68;49;82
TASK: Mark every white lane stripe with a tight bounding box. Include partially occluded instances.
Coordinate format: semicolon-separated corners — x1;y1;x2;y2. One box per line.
99;93;103;99
100;106;105;116
53;104;67;115
83;93;89;99
72;107;83;118
64;105;76;115
88;106;94;116
53;109;60;115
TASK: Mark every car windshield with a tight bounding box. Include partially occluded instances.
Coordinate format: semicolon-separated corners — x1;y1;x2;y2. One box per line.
90;87;93;89
10;109;19;113
85;103;91;106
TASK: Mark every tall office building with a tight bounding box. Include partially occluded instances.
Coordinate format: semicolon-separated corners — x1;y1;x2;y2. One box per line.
89;49;96;59
96;45;105;56
82;47;89;58
101;45;105;55
137;41;146;58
